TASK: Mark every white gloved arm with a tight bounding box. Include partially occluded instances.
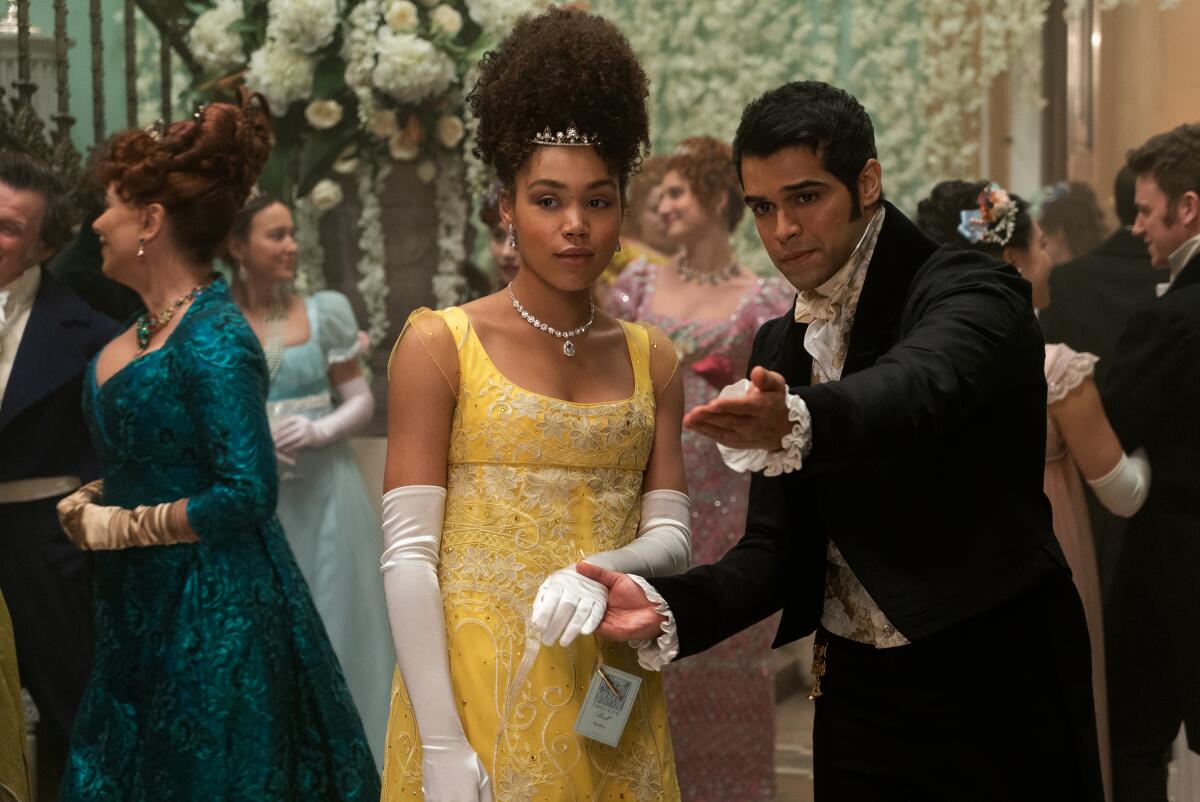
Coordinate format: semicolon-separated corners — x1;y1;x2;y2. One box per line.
586;489;692;576
532;490;692;647
272;376;375;454
380;485;492;802
1087;448;1151;518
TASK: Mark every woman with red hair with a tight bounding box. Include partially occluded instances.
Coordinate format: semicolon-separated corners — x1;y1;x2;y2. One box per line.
53;92;379;800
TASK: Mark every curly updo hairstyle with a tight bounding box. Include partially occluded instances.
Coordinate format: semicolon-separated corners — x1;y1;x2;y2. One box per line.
916;179;1033;259
467;7;650;194
95;88;273;264
665;136;744;231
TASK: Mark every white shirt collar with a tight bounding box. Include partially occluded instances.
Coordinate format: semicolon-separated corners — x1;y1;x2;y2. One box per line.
1166;232;1200;286
794;205;885;324
0;267;40;330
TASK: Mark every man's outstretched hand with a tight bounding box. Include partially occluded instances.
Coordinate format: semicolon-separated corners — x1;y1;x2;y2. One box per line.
683;366;792;450
575;562;666;642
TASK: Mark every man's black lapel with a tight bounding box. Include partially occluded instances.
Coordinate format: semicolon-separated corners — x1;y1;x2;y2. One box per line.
843;202;939;377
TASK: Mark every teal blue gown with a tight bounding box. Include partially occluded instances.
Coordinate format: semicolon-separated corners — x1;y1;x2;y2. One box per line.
62;278;380;801
267;291;394;769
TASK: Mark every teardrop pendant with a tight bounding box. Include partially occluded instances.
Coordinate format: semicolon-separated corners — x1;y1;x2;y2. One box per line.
563;340;576;357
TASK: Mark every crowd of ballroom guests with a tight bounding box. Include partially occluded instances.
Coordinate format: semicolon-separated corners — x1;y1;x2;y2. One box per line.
0;70;1198;802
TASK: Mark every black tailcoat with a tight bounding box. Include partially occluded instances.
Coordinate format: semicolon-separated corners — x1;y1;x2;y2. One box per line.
1102;250;1200;799
0;267;115;790
649;203;1067;653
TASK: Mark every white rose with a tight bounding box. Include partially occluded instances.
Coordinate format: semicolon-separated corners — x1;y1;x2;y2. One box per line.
385;1;420;32
388;134;420;162
371;29;456;104
266;0;338;53
435;114;465;148
309;179;344;211
367;108;400;139
244;40;316;115
189;0;245;72
304;99;344;130
416;159;438;184
430;4;463;37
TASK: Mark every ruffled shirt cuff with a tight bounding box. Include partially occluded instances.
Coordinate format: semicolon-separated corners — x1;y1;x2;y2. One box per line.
716;390;813;477
626;575;678;671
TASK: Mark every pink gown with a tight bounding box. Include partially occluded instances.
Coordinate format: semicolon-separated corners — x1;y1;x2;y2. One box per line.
1043;342;1110;797
611;259;795;802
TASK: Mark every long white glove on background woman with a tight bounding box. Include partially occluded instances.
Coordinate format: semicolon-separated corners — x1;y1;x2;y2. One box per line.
272;376;375;464
380;485;492;802
532;490;691;647
1087;447;1151;518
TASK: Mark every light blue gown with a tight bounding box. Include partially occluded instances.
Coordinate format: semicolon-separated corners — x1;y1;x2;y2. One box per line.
267;291;394;770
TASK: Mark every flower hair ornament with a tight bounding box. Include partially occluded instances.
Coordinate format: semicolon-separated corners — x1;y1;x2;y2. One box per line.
958;182;1018;247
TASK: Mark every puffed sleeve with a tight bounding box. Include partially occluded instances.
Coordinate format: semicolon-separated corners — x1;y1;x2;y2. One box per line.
179;303;279;540
313;290;369;366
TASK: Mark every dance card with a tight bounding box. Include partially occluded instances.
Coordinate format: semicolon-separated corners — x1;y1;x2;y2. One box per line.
573;665;642;747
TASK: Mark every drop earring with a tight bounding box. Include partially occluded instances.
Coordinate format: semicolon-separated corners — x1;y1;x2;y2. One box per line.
237;261;249;283
615;240;622;253
507;224;518;250
137;238;145;260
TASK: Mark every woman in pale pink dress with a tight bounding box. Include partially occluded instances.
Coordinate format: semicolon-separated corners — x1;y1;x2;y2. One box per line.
609;136;794;802
919;180;1152;800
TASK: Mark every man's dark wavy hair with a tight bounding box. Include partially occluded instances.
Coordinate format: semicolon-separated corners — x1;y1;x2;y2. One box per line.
1126;123;1200;225
732;81;879;219
0;152;73;253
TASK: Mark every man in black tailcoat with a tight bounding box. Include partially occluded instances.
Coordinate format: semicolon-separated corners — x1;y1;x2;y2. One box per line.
575;82;1103;801
0;154;115;798
1102;123;1200;802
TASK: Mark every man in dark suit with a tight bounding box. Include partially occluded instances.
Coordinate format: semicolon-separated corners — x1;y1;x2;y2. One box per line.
574;82;1102;800
1101;124;1200;802
0;154;115;798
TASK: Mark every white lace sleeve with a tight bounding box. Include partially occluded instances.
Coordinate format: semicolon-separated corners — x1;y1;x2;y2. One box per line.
626;575;678;671
1045;345;1100;405
716;387;812;476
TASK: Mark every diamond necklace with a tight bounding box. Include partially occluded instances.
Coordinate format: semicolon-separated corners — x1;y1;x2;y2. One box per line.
507;284;595;358
676;255;741;285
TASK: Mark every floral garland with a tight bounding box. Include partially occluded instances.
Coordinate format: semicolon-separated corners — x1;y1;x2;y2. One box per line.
355;162;392;347
186;0;543;344
292;196;327;294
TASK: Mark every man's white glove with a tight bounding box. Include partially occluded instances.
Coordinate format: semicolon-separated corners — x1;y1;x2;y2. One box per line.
380;485;492;802
531;490;691;647
272;376;374;459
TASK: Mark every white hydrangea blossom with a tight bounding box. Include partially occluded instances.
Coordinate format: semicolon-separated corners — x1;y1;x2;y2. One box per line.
244;39;316;115
385;1;420;32
355;164;392;345
465;0;549;37
432;150;469;308
189;0;245;72
266;0;339;54
371;29;456;104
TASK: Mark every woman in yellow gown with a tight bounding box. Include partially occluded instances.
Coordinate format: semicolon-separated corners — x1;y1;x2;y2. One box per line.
379;9;689;802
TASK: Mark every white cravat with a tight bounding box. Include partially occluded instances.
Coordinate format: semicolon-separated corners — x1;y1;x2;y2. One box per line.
0;267;41;404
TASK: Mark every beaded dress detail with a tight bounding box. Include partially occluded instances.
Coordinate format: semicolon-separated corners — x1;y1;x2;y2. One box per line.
64;279;379;801
381;306;679;802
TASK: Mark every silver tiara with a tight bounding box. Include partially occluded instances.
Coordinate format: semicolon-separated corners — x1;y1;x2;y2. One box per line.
530;126;601;147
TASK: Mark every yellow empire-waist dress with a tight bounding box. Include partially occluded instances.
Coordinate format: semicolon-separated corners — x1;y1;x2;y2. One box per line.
382;307;679;802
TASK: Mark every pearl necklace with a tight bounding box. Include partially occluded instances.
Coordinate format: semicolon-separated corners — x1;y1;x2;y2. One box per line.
507;284;594;358
263;297;288;382
676;256;741;286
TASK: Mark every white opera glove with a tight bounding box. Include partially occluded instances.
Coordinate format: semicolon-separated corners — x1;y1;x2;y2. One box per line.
272;377;375;455
532;490;692;647
1087;448;1151;518
380;485;492;802
586;490;692;576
